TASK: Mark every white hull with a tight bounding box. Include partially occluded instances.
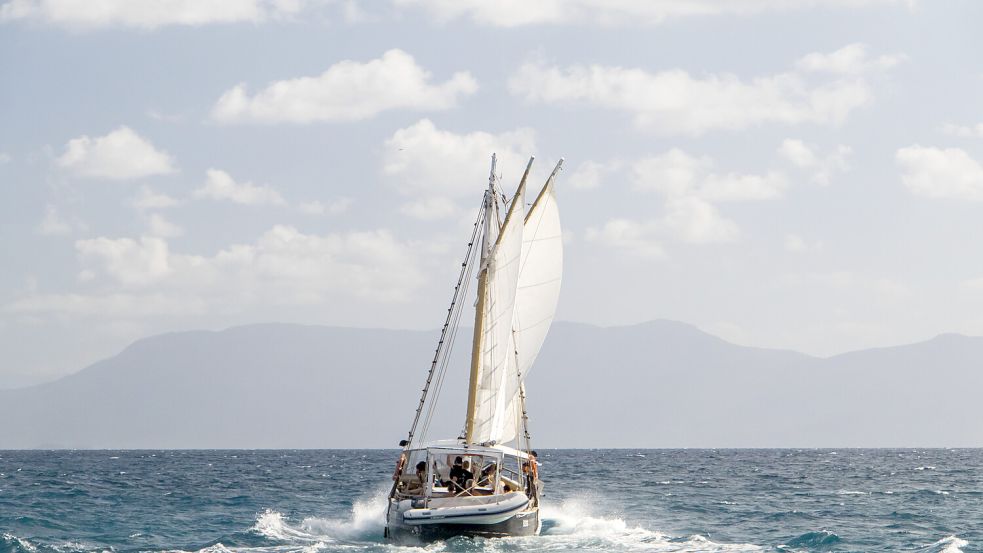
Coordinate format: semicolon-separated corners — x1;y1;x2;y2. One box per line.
399;491;530;526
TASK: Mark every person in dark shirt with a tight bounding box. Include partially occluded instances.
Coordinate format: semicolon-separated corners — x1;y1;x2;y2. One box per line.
448;456;473;494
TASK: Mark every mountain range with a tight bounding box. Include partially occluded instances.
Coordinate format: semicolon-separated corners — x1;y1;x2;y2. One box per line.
2;320;981;448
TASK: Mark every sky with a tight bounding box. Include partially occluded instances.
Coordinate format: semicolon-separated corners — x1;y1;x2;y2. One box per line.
1;0;982;388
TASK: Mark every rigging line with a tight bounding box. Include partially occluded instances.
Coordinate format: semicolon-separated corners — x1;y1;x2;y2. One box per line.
417;196;484;443
418;241;477;443
404;196;486;447
418;216;479;443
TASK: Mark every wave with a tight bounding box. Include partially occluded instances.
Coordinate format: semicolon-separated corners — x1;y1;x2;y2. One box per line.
782;530;840;549
2;493;766;553
0;533;112;553
201;494;765;553
920;536;968;553
2;532;39;553
532;499;761;552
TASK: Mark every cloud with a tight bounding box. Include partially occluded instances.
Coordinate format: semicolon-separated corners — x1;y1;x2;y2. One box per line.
784;233;807;253
778;138;851;185
382;119;536;196
6;292;206;318
399;197;460;220
297;198;353;215
662;196;740;243
941;122;983;138
585;218;663;257
794;43;905;74
37;204;72;236
508;44;900;135
783;271;910;302
567;160;622;189
16;225;428;320
147;213;184;238
194;169;287;206
394;0;906;27
56;126;176;180
76;236;173;286
896;146;983;200
130;185;180;210
211;49;477;124
632;148;786;201
0;152;10;164
0;0;299;29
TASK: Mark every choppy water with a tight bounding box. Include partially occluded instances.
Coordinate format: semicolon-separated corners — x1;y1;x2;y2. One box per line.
0;450;979;553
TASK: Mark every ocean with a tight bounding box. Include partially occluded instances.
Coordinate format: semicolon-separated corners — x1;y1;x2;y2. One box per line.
0;449;978;553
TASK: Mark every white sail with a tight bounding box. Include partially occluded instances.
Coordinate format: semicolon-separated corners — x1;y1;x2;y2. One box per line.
514;164;563;381
469;183;525;445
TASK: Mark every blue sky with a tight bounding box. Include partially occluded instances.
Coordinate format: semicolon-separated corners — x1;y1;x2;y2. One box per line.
1;0;982;387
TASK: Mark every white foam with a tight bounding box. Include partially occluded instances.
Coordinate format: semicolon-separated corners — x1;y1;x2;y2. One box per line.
536;499;762;552
300;490;389;541
922;536;968;553
3;532;38;553
237;491;765;553
252;510;323;543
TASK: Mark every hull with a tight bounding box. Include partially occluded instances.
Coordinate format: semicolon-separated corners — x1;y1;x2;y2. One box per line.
386;505;539;543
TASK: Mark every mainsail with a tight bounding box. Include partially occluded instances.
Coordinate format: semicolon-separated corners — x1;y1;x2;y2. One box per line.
466;158;563;446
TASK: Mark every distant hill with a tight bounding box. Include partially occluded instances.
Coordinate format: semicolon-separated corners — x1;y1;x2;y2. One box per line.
2;321;982;448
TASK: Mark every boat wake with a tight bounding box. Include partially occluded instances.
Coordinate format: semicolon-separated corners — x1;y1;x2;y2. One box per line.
2;493;969;553
208;493;764;553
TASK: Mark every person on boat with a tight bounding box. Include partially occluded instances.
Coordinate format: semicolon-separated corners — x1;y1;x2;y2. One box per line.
403;461;428;494
477;463;497;486
448;456;473;493
522;462;536;497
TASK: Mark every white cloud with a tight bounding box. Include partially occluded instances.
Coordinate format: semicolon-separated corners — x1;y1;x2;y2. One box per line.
632;148;786;201
147;213;184;238
383;119;536;196
194;169;287;206
784;233;807;253
777;139;817;167
399;197;460;220
896;145;983;201
783;271;910;302
794;43;905;75
0;152;10;164
508;44;900;135
0;0;296;29
942;122;983;138
662;196;740;243
394;0;906;27
585;218;663;257
6;292;207;318
37;204;71;236
297;197;354;215
211;49;478;124
567;160;622;189
778;138;851;185
130;185;179;210
56;126;176;180
59;226;427;312
76;236;173;286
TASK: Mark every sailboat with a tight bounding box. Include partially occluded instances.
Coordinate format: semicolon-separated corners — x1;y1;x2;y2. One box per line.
385;154;564;542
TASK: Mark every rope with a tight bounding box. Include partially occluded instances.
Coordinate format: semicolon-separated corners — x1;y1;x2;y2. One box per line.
402;194;486;448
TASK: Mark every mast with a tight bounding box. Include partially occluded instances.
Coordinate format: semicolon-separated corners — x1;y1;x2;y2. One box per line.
465;154;497;444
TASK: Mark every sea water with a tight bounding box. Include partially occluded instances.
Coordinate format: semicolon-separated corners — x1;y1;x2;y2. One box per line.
0;449;979;553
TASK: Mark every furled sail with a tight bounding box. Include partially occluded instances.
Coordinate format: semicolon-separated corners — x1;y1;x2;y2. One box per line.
467;175;526;445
